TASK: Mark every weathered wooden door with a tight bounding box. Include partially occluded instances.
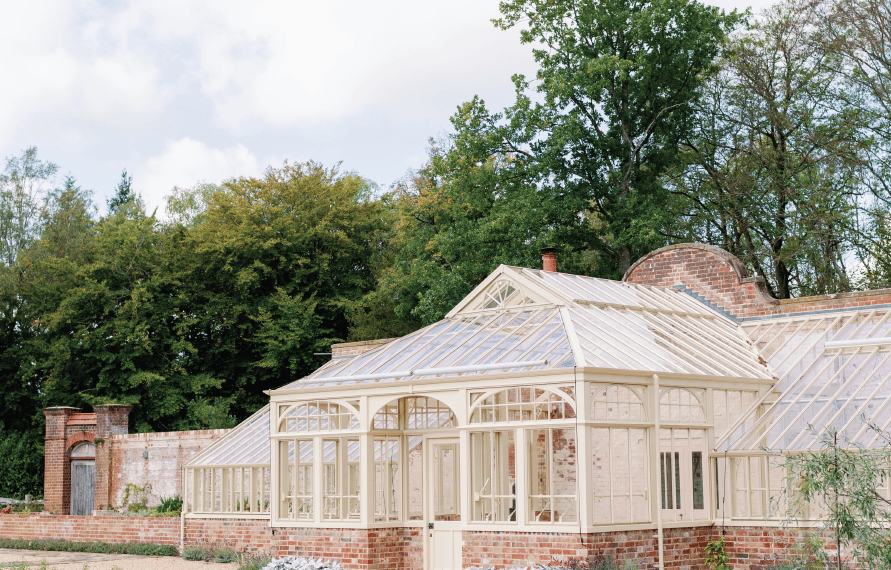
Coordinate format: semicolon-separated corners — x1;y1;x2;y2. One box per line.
70;460;95;516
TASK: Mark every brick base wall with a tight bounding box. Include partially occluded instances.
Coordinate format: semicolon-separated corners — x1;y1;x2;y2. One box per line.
721;527;850;570
0;517;856;570
183;520;423;570
464;527;711;570
0;513;179;546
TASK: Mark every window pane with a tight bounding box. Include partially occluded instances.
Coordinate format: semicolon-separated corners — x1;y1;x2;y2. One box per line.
471;431;516;522
529;428;577;523
432;442;460;521
692;451;704;510
374;437;401;521
407;437;423;520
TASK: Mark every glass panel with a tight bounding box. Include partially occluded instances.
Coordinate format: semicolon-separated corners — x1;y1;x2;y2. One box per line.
528;428;577;523
470;431;516;522
278;401;359;432
660;389;706;423
592;427;650;525
692;451;704;510
321;438;360;521
374;437;401;521
470;387;575;424
279;440;312;521
432;442;460;521
592;385;646;422
407;437;423;520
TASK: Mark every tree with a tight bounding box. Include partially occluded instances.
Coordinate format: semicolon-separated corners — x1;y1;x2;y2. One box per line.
106;169;138;216
784;427;891;570
664;2;869;298
0;147;57;267
178;161;388;415
493;0;742;276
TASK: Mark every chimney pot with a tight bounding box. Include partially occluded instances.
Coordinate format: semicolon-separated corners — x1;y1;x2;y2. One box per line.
541;247;557;272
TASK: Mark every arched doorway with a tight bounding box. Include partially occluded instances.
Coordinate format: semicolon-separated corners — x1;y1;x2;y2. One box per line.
69;441;95;516
372;396;459;570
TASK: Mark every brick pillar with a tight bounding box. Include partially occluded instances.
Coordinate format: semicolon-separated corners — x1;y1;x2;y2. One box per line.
93;405;132;511
43;407;79;514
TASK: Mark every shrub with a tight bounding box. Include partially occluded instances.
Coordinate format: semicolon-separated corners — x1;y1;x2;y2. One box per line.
0;430;43;499
182;547;205;561
0;538;176;556
215;549;239;563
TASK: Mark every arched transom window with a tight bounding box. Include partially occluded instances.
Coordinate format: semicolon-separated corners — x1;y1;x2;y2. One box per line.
470;386;575;423
373;396;457;430
592;384;646;422
278;401;359;433
659;388;706;423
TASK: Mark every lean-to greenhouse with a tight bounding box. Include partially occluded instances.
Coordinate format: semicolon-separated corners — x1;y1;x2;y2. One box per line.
182;244;891;570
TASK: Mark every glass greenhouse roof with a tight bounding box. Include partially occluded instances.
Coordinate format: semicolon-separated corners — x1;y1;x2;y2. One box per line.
188;405;270;466
720;308;891;452
278;265;773;391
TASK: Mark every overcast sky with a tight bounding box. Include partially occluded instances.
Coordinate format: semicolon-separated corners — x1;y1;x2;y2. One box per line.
3;0;776;216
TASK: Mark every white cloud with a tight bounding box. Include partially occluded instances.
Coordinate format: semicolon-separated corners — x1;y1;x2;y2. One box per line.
133;138;273;216
0;2;168;148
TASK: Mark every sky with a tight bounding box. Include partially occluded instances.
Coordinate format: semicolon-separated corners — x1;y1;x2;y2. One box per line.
2;0;776;217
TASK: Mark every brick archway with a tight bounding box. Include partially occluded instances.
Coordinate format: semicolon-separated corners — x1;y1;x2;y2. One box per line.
66;432;96;455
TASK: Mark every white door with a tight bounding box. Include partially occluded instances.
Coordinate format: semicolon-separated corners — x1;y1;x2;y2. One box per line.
659;428;707;522
426;438;461;570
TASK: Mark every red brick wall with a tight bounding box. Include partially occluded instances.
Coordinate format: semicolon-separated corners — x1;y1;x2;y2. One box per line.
183;521;423;570
0;513;179;546
721;527;851;570
463;526;712;570
109;429;230;508
624;243;891;319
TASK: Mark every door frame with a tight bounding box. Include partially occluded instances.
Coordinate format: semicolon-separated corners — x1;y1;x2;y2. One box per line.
425;435;461;570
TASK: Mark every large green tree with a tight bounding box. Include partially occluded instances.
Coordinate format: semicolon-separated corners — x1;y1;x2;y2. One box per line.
664;1;869;298
493;0;741;276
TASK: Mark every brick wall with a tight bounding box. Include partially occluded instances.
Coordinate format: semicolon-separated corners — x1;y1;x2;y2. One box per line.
0;513;179;546
720;527;852;570
109;429;230;508
463;526;712;570
183;520;423;570
624;243;891;319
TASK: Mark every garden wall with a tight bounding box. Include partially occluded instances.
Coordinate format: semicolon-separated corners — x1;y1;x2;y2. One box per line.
110;429;229;508
0;512;179;546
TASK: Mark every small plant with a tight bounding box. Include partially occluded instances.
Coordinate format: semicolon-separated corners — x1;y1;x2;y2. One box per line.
237;551;273;570
0;537;176;556
705;536;732;570
120;483;152;514
182;547;205;561
215;548;238;563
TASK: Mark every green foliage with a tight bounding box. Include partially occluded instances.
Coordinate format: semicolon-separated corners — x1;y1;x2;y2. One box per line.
237;552;273;570
492;0;742;276
107;169;135;215
182;547;205;561
0;538;176;556
214;549;238;563
705;536;733;570
0;429;43;499
120;483;151;514
784;427;891;570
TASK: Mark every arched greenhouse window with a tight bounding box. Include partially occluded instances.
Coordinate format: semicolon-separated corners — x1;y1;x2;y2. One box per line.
372;396;457;430
469;386;575;423
591;384;646;422
659;388;706;423
277;401;359;433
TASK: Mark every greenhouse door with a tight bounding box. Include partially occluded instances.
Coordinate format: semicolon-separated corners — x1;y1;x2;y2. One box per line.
659;429;706;522
426;438;461;570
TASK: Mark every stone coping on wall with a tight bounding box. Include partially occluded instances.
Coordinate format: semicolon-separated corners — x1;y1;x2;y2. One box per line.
110;429;231;441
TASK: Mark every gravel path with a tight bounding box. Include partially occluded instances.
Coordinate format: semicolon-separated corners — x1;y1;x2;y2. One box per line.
0;549;239;570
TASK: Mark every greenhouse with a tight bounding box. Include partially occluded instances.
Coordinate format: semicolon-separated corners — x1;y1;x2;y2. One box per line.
182;244;891;570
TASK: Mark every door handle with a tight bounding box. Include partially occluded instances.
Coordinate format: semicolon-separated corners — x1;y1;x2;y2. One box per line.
428;523;434;529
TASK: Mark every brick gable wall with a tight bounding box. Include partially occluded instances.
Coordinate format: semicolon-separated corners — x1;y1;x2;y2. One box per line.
624;243;891;320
